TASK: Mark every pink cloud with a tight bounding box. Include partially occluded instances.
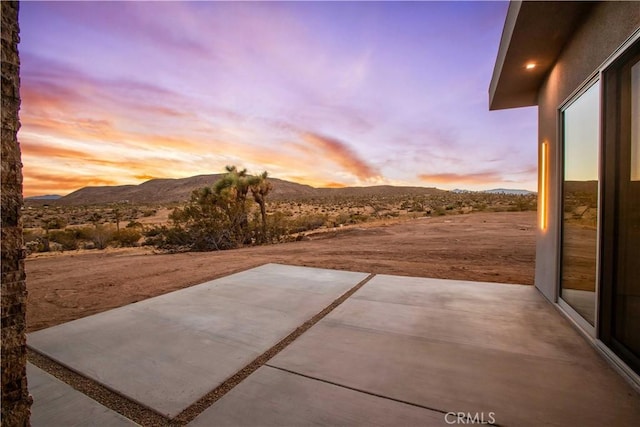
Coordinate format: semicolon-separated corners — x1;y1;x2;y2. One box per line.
301;132;380;180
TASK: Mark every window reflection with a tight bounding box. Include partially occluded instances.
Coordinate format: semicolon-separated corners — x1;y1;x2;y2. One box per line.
631;62;640;181
614;58;640;361
561;81;600;325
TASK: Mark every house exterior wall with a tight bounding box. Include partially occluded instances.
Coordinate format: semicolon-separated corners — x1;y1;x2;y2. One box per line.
535;1;640;302
1;1;32;425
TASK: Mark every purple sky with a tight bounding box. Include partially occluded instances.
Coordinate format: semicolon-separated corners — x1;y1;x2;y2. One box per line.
18;1;537;197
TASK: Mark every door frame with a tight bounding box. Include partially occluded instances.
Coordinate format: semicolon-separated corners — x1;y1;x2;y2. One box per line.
556;76;602;339
599;35;640;375
553;29;640;392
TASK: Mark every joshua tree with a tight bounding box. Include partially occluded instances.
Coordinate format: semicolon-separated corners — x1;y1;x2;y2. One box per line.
167;166;273;249
113;205;122;233
249;171;273;242
214;165;252;244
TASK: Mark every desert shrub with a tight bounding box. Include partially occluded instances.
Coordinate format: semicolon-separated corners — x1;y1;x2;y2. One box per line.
88;212;103;224
46;241;63;252
23;229;41;243
290;213;327;233
126;220;143;229
24;230;50;254
74;226;95;241
433;206;447;216
141;226;161;246
401;199;425;212
43;216;67;231
146;166;278;251
48;229;80;251
91;224;115;249
113;228;142;247
143;226;162;238
25;240;42;254
148;186;246;251
147;222;236;252
513;195;536;211
172;194;241;249
333;212;369;226
144;225;191;250
351;213;369;223
410;201;425;212
333;212;352;226
266;212;291;242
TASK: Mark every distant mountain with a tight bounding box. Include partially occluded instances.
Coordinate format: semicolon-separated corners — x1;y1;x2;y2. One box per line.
452;188;536;195
59;174;226;205
484;188;536;195
25;194;62;200
49;175;446;206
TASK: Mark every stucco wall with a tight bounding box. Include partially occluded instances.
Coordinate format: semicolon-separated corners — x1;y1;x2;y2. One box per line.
536;1;640;301
1;1;32;425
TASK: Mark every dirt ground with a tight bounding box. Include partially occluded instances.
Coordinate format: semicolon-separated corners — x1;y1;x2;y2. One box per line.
26;211;536;332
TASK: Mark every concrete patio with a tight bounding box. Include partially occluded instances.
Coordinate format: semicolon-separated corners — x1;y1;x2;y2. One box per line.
27;364;137;426
27;264;640;426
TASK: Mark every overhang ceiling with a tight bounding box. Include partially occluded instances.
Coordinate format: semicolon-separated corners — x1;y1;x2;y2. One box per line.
489;1;595;110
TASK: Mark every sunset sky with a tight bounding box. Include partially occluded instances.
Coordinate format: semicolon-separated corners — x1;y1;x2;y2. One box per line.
18;1;537;197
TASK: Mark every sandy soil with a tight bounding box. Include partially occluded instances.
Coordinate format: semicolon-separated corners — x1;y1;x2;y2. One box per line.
26;211;536;332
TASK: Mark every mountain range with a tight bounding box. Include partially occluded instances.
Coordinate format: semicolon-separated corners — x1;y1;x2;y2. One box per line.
27;174;447;206
24;194;63;200
452;188;536;195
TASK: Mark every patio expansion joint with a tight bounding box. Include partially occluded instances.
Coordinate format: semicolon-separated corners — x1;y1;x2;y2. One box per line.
29;271;377;426
264;364;446;412
262;364;502;426
171;272;377;425
27;348;171;426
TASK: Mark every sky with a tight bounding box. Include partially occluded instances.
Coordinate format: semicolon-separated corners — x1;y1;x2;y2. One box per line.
564;81;599;182
18;1;538;198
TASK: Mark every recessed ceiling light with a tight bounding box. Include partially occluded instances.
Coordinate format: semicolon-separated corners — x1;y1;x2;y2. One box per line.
526;63;536;70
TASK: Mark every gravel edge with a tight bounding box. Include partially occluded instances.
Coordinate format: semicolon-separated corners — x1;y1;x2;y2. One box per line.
28;349;172;426
173;272;376;424
28;272;377;426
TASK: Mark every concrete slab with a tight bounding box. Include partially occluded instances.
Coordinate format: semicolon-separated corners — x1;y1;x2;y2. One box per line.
270;275;640;427
189;366;448;426
28;264;368;418
325;275;587;360
28;363;137;426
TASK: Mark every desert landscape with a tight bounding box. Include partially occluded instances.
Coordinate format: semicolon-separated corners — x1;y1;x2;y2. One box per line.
26;208;536;332
24;173;537;332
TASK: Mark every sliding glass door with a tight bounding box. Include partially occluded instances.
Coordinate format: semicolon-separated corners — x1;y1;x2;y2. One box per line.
560;80;600;326
601;40;640;374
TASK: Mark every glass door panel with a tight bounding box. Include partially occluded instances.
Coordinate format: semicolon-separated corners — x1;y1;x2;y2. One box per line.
560;81;600;325
613;55;640;365
602;39;640;375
